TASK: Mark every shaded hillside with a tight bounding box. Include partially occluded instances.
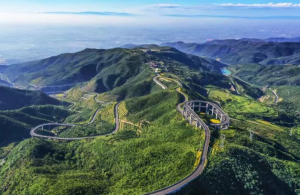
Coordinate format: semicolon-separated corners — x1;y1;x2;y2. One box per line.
0;105;74;149
1;47;225;94
1;48;124;86
232;64;300;86
162;40;300;65
0;86;64;110
0;80;12;87
0;86;73;147
1;67;299;195
231;64;300;115
0;90;202;195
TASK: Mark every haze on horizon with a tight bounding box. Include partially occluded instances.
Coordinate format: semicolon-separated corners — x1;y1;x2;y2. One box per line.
1;0;300;65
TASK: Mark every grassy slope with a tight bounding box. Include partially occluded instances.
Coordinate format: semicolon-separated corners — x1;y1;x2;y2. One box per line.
0;85;74;150
0;90;203;195
1;47;300;195
2;47;225;91
2;49;113;85
0;105;74;157
208;89;277;120
175;88;300;195
231;64;300;116
232;64;300;86
60;103;116;137
0;86;65;110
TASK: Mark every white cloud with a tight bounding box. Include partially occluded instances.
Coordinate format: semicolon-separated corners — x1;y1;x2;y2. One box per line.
152;4;181;9
220;2;300;8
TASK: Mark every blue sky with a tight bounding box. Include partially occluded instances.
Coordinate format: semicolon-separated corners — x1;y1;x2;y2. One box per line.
1;0;300;25
1;0;300;63
1;0;300;14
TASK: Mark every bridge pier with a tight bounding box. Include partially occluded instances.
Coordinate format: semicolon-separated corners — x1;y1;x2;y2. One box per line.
183;101;230;131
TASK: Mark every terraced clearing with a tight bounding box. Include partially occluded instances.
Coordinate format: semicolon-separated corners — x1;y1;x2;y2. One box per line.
208;89;278;120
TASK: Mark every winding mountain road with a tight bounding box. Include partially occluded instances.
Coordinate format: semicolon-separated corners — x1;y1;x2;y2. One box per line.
176;88;188;114
149;76;213;195
153;75;167;90
269;88;279;104
30;87;121;140
229;78;240;95
30;76;223;194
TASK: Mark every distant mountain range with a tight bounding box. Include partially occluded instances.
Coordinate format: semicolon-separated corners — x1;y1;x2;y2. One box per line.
162;38;300;65
265;37;300;42
233;64;300;86
0;79;12;87
0;46;225;94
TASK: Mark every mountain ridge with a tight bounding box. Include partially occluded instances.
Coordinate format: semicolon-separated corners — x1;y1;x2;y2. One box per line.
162;39;300;65
1;46;226;93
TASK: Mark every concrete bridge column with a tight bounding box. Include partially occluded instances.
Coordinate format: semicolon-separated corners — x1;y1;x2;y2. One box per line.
194;120;198;127
191;115;195;125
206;104;209;114
184;110;189;120
191;103;195;111
195;121;198;128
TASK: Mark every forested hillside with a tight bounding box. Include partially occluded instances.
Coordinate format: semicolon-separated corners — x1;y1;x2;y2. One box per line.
232;64;300;86
0;86;64;110
0;46;299;195
0;47;225;92
0;105;74;148
162;40;300;65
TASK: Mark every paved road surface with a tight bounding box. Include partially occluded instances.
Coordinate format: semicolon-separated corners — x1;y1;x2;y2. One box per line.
81;85;90;93
269;88;279;104
176;88;188;114
30;102;120;140
31;75;215;194
229;78;240;95
148;77;211;195
153;76;167;90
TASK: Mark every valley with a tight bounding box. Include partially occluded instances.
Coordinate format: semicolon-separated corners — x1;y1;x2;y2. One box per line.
0;44;299;195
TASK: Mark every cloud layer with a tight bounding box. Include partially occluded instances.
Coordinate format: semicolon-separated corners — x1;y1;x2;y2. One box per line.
155;4;180;9
220;3;300;8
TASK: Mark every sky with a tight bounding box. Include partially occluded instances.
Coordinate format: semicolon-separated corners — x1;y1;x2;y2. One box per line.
0;0;300;25
1;0;300;17
1;0;300;64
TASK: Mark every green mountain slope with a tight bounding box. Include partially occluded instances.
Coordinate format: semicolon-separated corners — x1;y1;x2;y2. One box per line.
0;86;74;151
162;40;300;65
232;64;300;86
230;64;300;114
1;47;225;93
0;86;63;110
0;105;74;148
0;90;203;195
1;46;299;195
